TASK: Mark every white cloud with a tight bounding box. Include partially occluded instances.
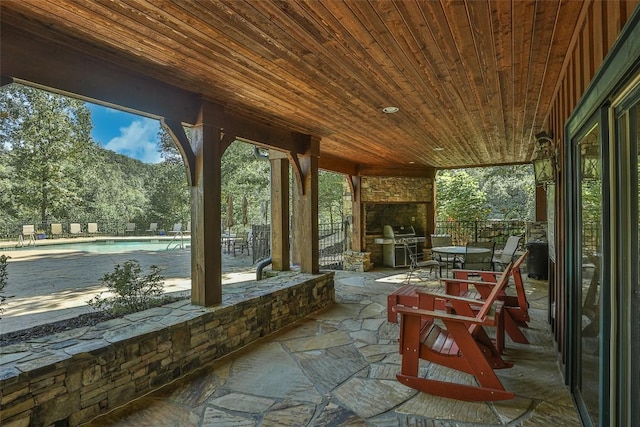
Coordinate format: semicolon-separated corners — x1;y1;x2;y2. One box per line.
104;118;162;163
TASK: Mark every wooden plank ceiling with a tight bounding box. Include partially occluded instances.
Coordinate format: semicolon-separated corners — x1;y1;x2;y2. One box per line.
0;0;584;172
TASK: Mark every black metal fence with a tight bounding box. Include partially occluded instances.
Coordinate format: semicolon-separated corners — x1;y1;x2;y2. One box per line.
251;224;271;264
251;222;346;269
434;220;529;249
318;221;345;270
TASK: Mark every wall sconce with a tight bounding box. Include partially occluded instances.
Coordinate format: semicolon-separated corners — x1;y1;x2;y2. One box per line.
580;133;600;181
532;131;556;186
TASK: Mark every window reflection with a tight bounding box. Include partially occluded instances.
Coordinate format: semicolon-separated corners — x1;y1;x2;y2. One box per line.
578;123;601;423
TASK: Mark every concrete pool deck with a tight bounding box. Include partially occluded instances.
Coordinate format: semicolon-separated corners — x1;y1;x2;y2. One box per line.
0;237;255;334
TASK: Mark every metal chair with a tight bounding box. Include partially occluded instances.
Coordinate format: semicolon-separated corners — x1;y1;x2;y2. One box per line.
458;241;495;271
493;235;522;270
145;223;158;234
430;234;456;276
403;241;440;283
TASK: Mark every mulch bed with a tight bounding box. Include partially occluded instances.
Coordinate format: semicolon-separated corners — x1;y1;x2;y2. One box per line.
0;295;189;347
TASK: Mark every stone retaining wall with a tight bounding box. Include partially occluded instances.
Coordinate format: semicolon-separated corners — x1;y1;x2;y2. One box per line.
342;250;373;272
0;272;334;426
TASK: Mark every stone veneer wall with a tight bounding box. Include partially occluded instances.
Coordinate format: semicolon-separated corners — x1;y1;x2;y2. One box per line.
342;250;373;272
0;273;334;426
360;176;434;266
360;176;433;203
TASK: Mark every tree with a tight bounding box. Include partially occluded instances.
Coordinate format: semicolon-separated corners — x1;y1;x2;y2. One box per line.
318;171;345;225
221;141;270;230
436;170;489;221
145;129;190;229
0;84;94;225
475;165;535;220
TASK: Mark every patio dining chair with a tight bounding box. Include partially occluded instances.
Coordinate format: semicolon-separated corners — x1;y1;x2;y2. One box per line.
457;241;495;271
231;231;250;256
403;242;440;283
493;235;522;270
430;234;456;276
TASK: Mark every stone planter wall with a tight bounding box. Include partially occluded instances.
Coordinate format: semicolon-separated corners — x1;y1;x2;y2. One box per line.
0;273;334;426
343;250;373;272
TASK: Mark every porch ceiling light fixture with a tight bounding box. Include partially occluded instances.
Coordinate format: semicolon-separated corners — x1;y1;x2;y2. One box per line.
580;133;600;181
382;106;399;114
532;131;556;186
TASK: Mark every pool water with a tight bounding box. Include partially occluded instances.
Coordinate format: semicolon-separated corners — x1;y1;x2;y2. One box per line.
19;240;191;254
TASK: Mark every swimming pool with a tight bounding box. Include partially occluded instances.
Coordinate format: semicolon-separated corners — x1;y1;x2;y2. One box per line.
11;239;191;254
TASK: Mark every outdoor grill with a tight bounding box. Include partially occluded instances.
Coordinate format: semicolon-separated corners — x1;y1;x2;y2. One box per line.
381;225;426;268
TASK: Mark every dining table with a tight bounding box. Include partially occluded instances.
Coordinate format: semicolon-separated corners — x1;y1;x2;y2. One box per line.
431;245;492;276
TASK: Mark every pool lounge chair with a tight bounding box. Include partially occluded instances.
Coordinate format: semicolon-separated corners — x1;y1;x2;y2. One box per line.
17;224;36;247
87;223;99;235
168;223;182;235
145;223;158;234
69;223;82;237
50;223;64;238
125;223;136;235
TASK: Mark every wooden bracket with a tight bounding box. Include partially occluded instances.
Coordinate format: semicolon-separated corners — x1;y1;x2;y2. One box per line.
220;131;234;152
347;175;360;202
287;151;305;195
161;119;196;186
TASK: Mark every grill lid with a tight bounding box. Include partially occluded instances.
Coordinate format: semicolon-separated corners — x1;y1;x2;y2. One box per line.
383;225;416;238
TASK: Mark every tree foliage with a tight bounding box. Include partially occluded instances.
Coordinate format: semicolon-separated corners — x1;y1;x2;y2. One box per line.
436;170;489;221
0;85;93;227
436;165;535;222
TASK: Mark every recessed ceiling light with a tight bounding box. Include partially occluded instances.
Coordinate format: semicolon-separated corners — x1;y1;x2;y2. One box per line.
409;161;415;164
382;106;399;114
434;147;444;151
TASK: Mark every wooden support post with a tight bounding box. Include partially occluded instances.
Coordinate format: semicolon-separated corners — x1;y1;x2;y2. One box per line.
293;135;320;274
189;101;227;306
535;185;547;221
426;167;437;240
349;176;363;252
269;150;290;271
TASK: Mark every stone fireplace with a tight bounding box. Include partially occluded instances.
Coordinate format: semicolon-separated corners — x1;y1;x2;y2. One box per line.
344;175;435;267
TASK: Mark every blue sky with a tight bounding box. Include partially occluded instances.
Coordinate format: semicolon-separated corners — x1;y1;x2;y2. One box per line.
87;103;163;163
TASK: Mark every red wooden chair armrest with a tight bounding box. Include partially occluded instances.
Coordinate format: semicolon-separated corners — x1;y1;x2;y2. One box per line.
414;289;486;306
394;305;484;324
439;277;498;287
451;269;501;276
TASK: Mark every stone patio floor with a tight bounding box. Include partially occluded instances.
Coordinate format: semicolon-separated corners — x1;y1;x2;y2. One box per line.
83;271;578;426
0;241;581;426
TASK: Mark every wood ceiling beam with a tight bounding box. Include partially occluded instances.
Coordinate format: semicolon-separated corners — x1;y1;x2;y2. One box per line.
357;166;436;177
1;23;201;124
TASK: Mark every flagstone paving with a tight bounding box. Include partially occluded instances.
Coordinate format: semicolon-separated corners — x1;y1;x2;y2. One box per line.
72;269;581;426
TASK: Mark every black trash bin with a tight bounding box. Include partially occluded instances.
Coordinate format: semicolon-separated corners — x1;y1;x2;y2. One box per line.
526;240;549;280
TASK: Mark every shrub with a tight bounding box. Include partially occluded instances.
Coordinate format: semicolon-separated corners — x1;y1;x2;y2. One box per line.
87;260;165;316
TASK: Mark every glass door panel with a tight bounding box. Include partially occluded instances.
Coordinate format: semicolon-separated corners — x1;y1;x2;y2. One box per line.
577;123;601;424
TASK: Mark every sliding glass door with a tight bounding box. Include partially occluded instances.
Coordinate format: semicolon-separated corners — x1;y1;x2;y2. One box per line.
573;121;603;425
613;82;640;426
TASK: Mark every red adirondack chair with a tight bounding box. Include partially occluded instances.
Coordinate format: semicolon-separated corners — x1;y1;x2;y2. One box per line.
445;249;530;344
394;263;515;401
